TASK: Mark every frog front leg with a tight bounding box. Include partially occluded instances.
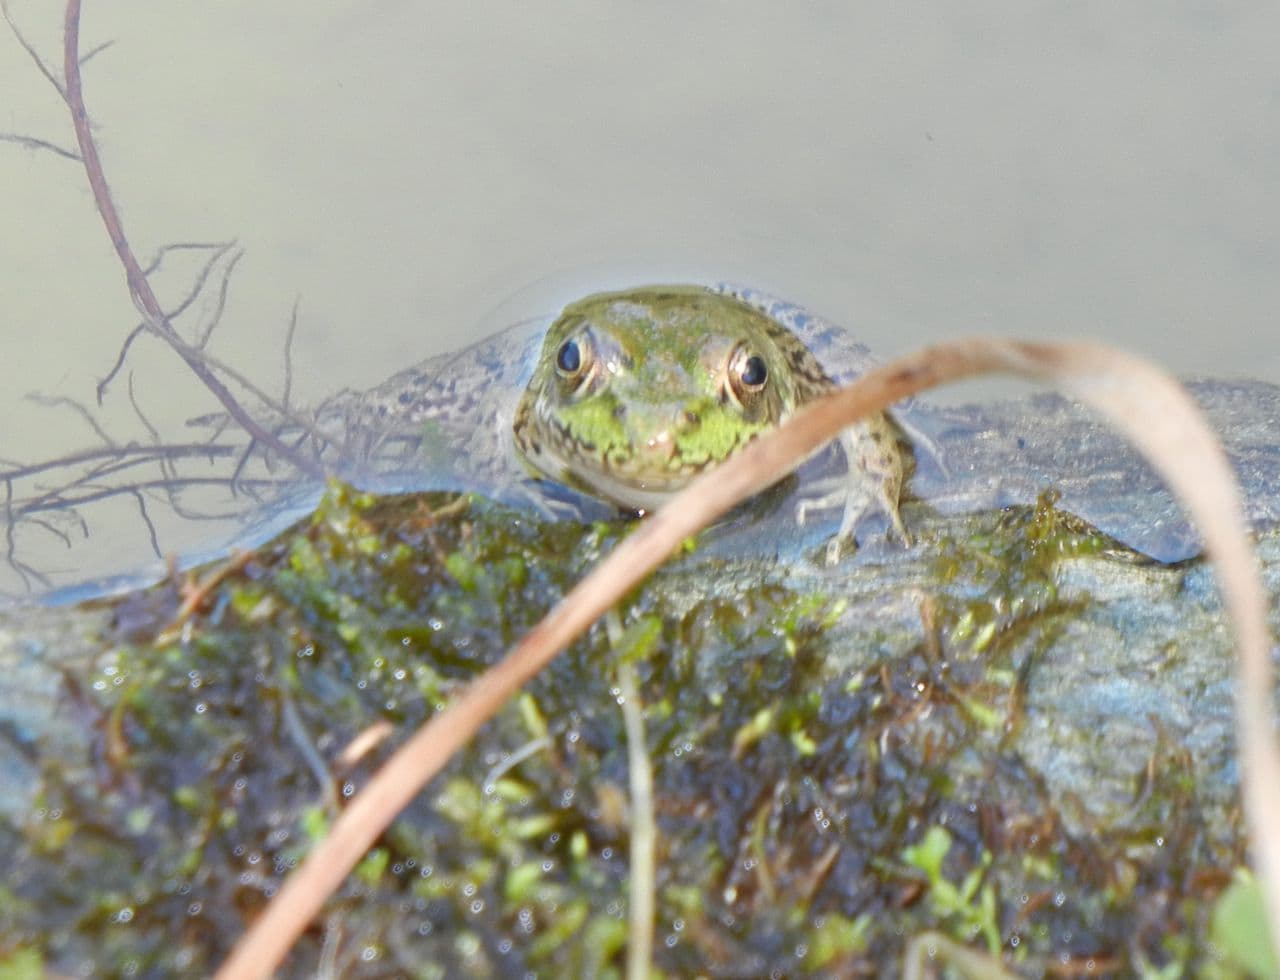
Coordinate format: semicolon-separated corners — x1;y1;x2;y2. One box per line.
795;412;911;564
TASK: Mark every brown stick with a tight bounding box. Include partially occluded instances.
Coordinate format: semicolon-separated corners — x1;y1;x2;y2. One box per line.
215;337;1277;978
61;0;323;479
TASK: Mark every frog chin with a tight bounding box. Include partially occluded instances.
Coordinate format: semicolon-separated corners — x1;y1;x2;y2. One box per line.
568;467;688;515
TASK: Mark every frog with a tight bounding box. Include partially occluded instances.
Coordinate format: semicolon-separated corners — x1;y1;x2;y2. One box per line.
509;285;912;560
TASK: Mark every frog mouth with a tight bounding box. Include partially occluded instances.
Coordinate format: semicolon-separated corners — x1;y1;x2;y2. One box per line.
562;464;704;513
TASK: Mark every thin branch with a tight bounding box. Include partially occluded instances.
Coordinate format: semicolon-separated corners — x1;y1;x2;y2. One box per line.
229;440;259;499
0;132;80;161
2;0;67;100
78;37;113;66
26;392;118;447
2;478;26;591
193;347;329;444
126;374;161;445
125;372;184;489
0;442;238;485
126;488;162;558
141;240;235;278
62;0;324;479
25;516;74;549
282;299;300;411
96;322;146;404
98;243;240;402
193;249;245;349
21;476;285;516
2;478;49;591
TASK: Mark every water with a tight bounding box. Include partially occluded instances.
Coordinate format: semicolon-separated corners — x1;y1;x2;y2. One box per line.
2;0;1278;599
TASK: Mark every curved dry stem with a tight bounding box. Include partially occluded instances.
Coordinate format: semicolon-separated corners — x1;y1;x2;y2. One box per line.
217;337;1276;978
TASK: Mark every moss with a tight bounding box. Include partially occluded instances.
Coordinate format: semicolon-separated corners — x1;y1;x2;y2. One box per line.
0;482;1263;975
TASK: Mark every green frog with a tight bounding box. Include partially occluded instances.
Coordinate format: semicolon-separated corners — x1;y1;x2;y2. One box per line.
510;285;912;559
342;284;913;562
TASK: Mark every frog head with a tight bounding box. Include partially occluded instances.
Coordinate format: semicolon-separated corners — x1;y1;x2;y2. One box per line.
512;285;825;511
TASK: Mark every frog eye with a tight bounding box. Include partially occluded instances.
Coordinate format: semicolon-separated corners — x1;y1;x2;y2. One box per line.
555;336;585;377
740;354;768;388
729;345;769;397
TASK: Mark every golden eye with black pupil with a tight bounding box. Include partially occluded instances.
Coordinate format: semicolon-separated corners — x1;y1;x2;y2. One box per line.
728;344;769;403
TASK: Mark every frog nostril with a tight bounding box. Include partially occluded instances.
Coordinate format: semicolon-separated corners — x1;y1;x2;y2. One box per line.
680;409;700;429
613;404;626;420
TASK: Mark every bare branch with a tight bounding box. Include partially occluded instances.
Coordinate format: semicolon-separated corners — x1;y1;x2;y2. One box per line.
2;0;67;100
282;298;300;411
0;442;238;485
96;322;147;404
2;478;50;591
189;346;335;455
0;132;80;160
98;244;241;403
141;240;235;277
19;476;285;518
62;0;324;479
78;37;113;66
25;516;74;549
193;248;245;348
168;246;242;321
127;488;162;558
126;373;161;445
26;392;118;446
229;440;259;499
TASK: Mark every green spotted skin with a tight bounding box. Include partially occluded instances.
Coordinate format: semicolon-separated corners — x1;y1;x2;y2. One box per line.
512;285;909;548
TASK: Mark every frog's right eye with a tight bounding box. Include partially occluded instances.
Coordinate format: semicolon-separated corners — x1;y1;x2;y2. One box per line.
556;337;583;375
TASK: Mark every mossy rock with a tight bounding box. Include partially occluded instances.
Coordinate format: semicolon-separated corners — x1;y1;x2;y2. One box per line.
1;479;1275;976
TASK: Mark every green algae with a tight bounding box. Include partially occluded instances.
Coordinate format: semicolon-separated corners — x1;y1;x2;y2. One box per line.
0;482;1270;976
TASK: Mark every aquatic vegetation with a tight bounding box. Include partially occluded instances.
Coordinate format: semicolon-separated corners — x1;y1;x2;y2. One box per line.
1;483;1265;975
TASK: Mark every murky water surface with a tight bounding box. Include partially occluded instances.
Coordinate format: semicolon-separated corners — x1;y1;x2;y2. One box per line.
2;1;1278;598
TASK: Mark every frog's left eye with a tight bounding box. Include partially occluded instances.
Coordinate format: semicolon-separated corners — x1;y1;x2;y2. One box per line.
555;335;587;378
556;339;580;373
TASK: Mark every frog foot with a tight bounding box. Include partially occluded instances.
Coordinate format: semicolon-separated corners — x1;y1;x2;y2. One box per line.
795;482;909;565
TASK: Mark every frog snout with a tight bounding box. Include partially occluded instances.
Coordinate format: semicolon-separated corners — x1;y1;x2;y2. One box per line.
618;404;701;462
